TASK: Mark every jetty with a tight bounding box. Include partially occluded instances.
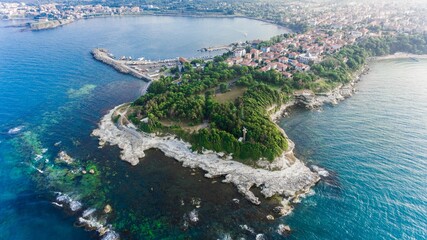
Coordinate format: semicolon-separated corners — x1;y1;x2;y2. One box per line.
91;48;161;82
198;45;232;52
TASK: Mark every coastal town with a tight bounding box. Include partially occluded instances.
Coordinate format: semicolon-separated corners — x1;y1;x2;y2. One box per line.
2;0;427;240
225;28;370;78
1;0;426;33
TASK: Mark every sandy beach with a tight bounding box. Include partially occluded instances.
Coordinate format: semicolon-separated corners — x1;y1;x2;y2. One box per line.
373;52;427;60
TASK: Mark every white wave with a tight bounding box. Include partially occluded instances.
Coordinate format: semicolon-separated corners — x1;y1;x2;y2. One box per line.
217;233;233;240
311;165;330;177
55;192;82;211
30;165;44;174
188;209;199;223
239;224;255;234
101;231;120;240
51;202;63;207
34;154;43;161
70;200;82;211
82;208;97;218
79;216;119;240
255;234;265;240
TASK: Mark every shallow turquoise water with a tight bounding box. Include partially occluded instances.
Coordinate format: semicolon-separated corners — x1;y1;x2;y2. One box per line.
1;16;426;239
280;59;427;239
0;16;286;239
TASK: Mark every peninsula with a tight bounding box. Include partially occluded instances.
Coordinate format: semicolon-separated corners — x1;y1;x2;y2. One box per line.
92;29;427;210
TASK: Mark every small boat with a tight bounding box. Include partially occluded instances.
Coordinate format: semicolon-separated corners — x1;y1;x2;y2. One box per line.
410;57;419;62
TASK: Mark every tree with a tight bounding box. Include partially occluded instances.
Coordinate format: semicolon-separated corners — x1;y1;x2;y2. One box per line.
219;83;228;93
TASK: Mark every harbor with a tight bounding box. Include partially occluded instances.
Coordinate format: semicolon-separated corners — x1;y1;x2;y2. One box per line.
91;48;225;82
91;48;161;82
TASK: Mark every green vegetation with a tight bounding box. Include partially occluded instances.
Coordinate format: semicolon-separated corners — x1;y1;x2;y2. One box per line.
131;62;289;162
129;33;427;163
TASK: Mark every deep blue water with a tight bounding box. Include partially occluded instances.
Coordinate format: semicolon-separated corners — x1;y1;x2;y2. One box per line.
1;16;426;240
0;16;286;239
280;59;427;239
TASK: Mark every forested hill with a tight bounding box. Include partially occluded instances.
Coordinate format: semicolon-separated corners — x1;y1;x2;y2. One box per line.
127;33;427;164
130;61;289;162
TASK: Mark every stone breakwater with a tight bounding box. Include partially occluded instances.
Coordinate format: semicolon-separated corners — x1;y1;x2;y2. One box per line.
92;106;320;207
91;48;152;82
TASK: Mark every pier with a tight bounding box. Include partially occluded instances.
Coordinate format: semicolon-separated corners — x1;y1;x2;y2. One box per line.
91;48;165;82
92;48;218;82
198;45;232;52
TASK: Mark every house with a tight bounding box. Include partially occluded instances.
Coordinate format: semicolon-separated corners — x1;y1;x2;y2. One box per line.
250;49;261;58
298;52;318;64
288;52;299;59
275;63;288;72
278;57;289;63
233;48;246;58
295;63;310;72
282;72;293;78
260;66;271;72
178;57;189;72
261;46;270;53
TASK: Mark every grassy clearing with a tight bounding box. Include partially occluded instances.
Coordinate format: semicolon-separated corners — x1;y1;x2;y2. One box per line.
159;119;209;133
213;86;247;104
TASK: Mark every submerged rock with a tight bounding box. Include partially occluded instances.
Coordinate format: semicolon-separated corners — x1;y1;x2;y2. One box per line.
103;204;112;214
8;125;24;134
56;151;74;164
277;224;291;235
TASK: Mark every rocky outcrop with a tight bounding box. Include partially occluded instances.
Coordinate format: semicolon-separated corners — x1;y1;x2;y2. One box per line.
294;82;357;109
92;106;320;208
294;65;368;109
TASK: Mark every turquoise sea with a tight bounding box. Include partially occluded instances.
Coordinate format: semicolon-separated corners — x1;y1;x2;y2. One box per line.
1;16;426;239
281;59;427;239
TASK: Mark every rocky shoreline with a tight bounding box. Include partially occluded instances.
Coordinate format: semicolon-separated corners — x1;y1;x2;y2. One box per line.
293;64;369;110
92;106;320;210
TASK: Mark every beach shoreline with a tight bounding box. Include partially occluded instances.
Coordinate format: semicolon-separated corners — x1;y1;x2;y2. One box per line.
372;52;427;60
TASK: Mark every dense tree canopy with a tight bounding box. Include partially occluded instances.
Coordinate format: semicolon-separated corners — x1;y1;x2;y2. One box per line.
130;33;427;163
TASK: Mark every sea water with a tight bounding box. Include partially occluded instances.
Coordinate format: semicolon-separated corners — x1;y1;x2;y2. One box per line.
280;59;427;240
1;16;426;239
0;16;286;239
